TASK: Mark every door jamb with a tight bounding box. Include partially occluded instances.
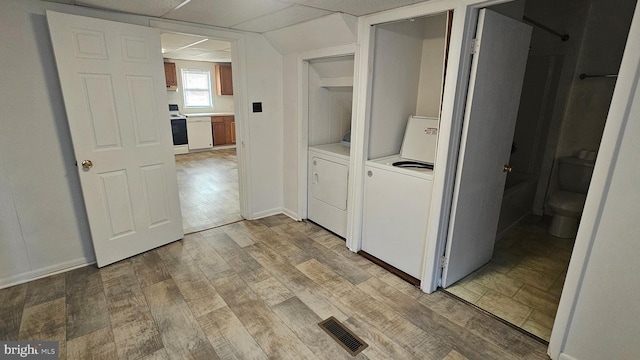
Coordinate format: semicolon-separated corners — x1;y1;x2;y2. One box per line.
351;0;509;292
149;19;252;219
296;44;359;231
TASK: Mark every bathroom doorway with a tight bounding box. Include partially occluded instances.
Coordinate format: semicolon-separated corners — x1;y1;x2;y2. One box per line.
444;0;636;342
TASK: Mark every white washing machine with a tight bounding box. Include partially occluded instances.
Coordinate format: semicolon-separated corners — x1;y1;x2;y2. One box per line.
308;143;350;238
361;116;439;280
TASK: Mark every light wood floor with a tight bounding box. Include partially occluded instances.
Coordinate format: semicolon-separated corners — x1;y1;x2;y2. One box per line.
175;148;241;234
0;215;549;360
446;216;573;341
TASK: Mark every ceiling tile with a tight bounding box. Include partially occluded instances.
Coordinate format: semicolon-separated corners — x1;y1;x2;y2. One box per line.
290;0;416;16
231;5;332;33
161;32;231;62
160;32;208;52
76;0;186;17
197;39;232;51
163;0;291;28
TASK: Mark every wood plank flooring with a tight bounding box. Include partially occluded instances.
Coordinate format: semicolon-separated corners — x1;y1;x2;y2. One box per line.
175;149;241;234
0;215;549;359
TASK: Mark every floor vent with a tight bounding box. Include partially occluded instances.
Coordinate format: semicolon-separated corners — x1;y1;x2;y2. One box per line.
318;316;368;356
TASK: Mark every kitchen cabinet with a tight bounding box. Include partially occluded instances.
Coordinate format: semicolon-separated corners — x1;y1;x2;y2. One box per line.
211;116;235;145
215;64;233;95
164;62;177;90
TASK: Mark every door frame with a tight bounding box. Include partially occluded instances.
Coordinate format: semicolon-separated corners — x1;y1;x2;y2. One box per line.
295;44;359;229
351;0;512;288
149;19;252;219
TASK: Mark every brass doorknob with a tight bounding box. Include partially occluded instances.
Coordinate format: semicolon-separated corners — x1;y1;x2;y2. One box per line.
503;164;513;173
82;160;93;169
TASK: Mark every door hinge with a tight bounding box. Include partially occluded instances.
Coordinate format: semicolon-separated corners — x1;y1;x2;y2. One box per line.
439;256;447;268
470;38;480;54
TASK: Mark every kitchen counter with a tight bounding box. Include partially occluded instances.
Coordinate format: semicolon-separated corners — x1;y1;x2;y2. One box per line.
184;112;234;117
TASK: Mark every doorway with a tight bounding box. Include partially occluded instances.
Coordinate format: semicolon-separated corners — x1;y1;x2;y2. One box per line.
161;32;242;233
444;0;636;342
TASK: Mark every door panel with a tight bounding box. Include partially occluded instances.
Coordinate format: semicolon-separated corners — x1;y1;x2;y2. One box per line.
47;11;183;267
82;75;122;149
128;76;161;145
442;9;532;287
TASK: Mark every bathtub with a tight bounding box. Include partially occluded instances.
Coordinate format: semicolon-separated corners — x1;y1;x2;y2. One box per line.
496;172;538;237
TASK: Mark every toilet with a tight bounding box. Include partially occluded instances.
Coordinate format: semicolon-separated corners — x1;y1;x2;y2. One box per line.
547;156;595;238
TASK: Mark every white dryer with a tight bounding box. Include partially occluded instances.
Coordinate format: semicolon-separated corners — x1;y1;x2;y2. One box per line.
308;143;350;238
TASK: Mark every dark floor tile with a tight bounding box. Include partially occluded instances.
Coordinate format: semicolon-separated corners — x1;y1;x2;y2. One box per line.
0;283;27;340
24;273;65;308
65;266;110;340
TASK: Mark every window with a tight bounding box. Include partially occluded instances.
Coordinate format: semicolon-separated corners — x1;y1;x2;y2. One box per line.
181;68;212;108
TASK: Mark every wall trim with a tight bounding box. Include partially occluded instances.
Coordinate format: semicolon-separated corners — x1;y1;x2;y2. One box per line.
558;353;579;360
0;258;94;290
251;208;285;220
149;18;253;220
282;207;300;221
296;44;359;244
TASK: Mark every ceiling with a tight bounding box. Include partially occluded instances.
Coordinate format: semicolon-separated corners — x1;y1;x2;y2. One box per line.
47;0;430;33
161;33;232;62
46;0;430;63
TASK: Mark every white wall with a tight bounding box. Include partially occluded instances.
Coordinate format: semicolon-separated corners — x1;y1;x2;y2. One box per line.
368;18;426;160
243;33;284;218
0;0;147;288
164;59;235;114
308;57;354;146
264;13;357;55
416;13;448;118
272;14;359;219
554;0;635;158
0;0;284;287
282;54;299;217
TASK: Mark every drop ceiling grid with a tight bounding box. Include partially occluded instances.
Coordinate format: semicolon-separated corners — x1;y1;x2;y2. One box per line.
230;5;333;33
76;0;186;18
162;0;292;28
65;0;432;33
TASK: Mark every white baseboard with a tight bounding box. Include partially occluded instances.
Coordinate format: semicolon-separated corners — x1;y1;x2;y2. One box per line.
559;353;578;360
251;207;284;220
282;207;301;221
0;257;95;289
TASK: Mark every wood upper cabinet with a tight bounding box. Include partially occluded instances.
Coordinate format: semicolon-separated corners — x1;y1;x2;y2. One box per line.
215;64;233;96
164;62;177;90
211;115;235;145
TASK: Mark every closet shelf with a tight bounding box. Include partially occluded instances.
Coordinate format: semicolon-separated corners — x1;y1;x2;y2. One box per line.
319;76;353;88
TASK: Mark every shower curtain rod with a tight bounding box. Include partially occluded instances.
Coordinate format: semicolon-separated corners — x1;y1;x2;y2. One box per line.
523;16;570;41
579;73;618;80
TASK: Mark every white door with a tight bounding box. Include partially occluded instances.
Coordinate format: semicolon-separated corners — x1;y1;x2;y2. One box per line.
47;11;183;267
441;9;532;287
